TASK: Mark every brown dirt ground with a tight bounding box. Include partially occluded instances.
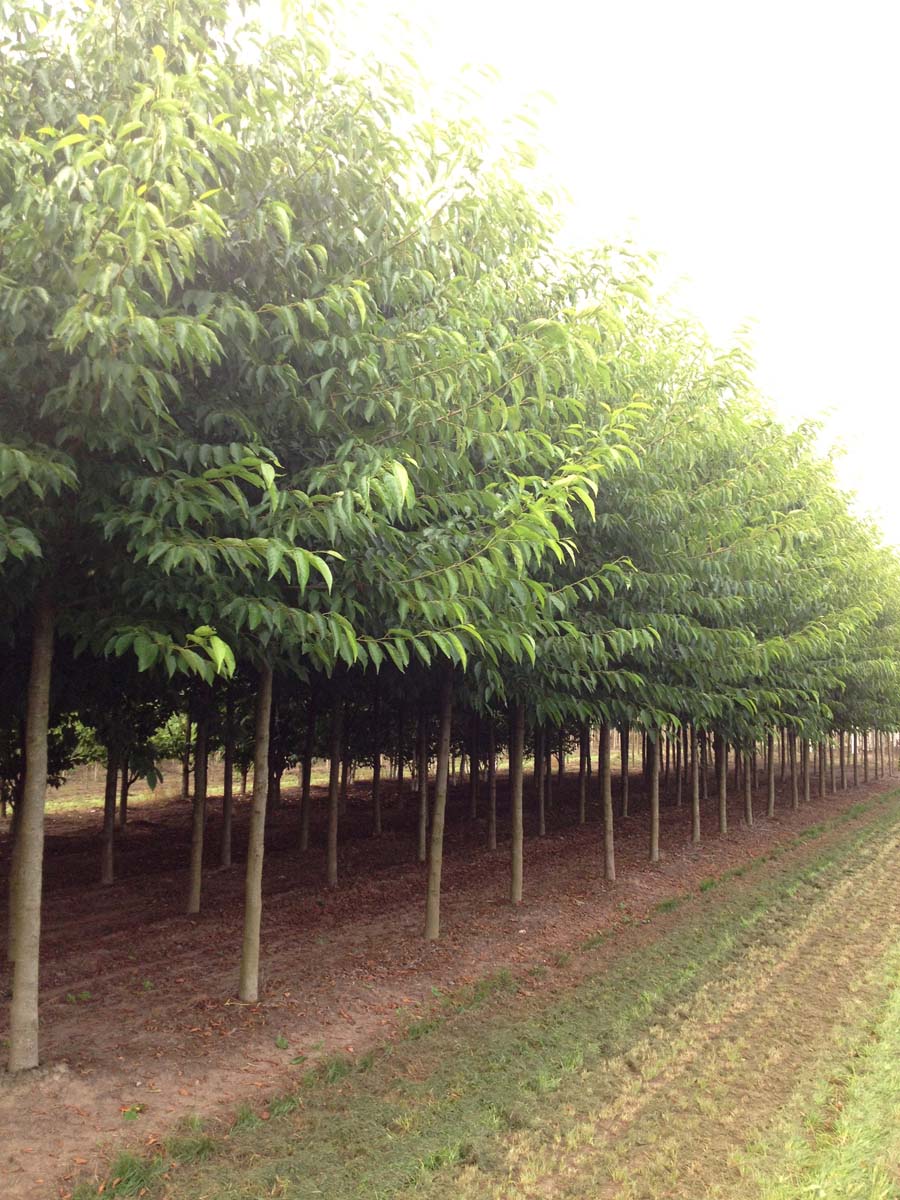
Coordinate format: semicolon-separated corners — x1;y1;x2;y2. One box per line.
0;765;894;1200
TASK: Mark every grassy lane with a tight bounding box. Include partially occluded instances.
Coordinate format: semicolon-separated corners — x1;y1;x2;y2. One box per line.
73;792;900;1200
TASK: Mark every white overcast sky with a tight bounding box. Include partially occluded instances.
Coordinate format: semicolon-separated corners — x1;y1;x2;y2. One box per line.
263;0;900;542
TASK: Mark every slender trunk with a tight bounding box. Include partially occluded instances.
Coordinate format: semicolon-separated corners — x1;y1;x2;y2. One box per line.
469;713;479;820
181;715;191;803
509;702;525;904
601;723;614;881
299;700;315;852
220;692;234;868
417;716;428;865
424;671;453;940
557;729;565;780
863;731;869;783
789;731;799;810
700;731;709;801
535;725;546;837
339;750;349;817
117;754;129;831
649;731;660;862
780;727;786;780
237;666;274;1003
818;741;826;797
715;732;727;834
829;736;836;793
8;592;54;1072
326;700;344;889
101;750;118;886
578;723;588;824
664;732;670;800
802;737;811;804
544;734;553;815
620;724;630;817
852;731;858;786
743;750;753;826
839;730;846;789
396;704;405;808
674;730;683;808
240;764;248;800
487;726;497;851
690;725;700;844
767;730;776;817
186;711;209;914
372;746;382;837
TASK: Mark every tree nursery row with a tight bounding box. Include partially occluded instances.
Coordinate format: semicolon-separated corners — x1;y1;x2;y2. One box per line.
3;0;900;1076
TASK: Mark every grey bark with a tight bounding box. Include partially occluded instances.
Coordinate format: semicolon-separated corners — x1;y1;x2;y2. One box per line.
601;722;615;881
326;699;344;888
8;592;54;1072
186;710;209;914
238;666;274;1002
509;702;525;904
424;671;453;940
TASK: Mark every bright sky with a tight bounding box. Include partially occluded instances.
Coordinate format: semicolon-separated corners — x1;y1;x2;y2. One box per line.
267;0;900;543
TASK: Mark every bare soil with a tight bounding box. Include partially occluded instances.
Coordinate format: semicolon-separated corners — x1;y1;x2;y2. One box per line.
0;767;894;1199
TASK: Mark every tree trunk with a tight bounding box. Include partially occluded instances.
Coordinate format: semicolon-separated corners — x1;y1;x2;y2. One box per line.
181;714;191;803
535;724;546;837
487;726;497;850
544;733;553;815
8;592;54;1072
690;725;700;844
578;723;588;824
417;715;428;865
767;730;776;817
468;713;479;819
802;737;811;804
371;744;382;837
817;741;825;797
620;723;630;817
186;711;209;914
338;749;349;817
700;731;709;801
743;750;753;826
863;731;869;783
601;723;615;881
674;730;683;808
789;731;799;810
101;749;118;886
326;700;344;889
220;692;234;869
829;736;836;793
649;731;660;862
509;702;525;904
852;731;858;786
780;727;786;780
424;670;453;941
117;754;129;832
396;704;405;808
237;666;274;1003
839;731;846;790
715;732;727;834
299;699;315;852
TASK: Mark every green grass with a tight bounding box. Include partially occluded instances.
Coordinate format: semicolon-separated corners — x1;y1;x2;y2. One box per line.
72;790;900;1200
753;950;900;1199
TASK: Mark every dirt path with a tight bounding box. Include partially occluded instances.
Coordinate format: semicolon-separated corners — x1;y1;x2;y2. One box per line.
1;776;897;1198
